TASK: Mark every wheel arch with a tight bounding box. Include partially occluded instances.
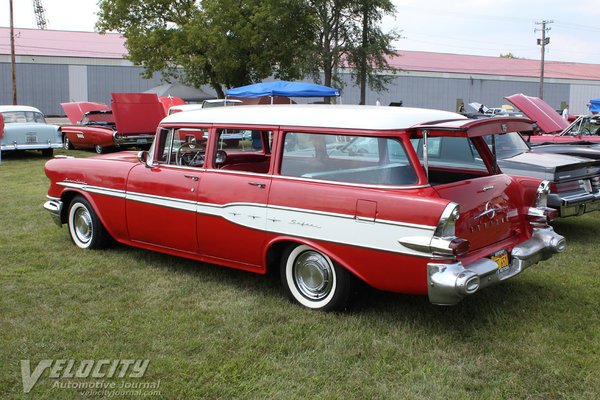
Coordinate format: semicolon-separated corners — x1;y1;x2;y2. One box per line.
59;190;112;238
264;236;365;284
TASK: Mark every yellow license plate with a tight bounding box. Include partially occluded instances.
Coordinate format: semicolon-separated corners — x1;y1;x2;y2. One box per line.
491;249;509;271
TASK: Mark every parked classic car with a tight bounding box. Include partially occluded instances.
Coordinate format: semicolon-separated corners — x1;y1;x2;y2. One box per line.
43;105;565;310
0;105;62;157
60;93;165;154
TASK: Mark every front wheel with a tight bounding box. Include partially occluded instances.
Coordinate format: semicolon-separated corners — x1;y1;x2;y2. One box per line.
280;244;355;311
68;196;110;249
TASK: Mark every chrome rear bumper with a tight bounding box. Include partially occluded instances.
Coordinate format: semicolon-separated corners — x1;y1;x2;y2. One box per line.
427;227;565;305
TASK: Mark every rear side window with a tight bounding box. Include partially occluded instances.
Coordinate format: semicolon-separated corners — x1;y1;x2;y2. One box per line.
280;132;417;186
411;136;487;171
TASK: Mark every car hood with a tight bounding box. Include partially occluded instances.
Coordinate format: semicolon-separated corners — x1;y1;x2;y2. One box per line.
61;102;110;124
505;94;569;134
110;93;166;135
498;150;600;180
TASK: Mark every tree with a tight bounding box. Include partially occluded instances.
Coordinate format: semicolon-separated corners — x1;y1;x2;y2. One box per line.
97;0;315;97
500;53;521;59
306;0;399;103
347;0;399;105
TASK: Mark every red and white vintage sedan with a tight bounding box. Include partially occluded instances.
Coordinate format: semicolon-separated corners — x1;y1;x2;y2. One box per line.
60;93;166;154
44;105;565;310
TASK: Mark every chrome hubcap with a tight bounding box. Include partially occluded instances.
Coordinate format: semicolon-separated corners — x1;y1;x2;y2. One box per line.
293;251;333;300
73;207;92;243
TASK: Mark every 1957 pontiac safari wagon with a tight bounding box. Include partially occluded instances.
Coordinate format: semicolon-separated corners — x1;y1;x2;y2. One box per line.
44;105;565;310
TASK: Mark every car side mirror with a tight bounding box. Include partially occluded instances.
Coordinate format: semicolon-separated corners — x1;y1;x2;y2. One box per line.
137;150;150;167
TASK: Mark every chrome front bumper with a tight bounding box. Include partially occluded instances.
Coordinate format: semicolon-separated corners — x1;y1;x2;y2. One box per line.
427;227;565;305
43;198;63;227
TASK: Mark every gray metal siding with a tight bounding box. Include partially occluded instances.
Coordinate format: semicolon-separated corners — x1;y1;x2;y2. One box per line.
339;73;570;112
87;66;164;106
0;63;68;115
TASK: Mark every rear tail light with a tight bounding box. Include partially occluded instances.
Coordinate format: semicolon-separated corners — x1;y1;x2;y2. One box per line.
448;238;470;256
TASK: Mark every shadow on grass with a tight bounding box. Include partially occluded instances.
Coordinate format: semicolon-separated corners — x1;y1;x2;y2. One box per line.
102;240;581;341
552;217;600;243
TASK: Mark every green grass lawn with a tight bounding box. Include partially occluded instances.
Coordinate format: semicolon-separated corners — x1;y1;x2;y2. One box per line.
1;149;599;399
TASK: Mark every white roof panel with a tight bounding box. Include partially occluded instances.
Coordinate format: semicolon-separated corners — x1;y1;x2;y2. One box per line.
161;104;465;130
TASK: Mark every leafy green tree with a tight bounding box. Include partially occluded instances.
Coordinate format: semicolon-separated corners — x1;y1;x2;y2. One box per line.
306;0;399;103
347;0;399;105
97;0;315;97
500;53;521;59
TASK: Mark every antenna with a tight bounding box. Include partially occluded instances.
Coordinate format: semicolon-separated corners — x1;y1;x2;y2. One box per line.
32;0;48;29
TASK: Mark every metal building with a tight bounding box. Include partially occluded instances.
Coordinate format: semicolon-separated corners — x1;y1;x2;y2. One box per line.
2;27;600;116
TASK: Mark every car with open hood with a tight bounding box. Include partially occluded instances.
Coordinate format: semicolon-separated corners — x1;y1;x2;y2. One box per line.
0;105;62;157
505;93;600;144
60;93;165;154
43;105;564;310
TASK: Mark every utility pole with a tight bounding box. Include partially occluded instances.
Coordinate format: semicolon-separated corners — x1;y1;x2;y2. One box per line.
9;0;17;105
535;20;553;100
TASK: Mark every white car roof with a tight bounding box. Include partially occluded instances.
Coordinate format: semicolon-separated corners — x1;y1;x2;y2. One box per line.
162;104;464;130
0;105;43;113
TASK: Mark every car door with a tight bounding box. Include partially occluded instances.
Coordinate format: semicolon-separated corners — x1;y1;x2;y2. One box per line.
195;128;273;267
125;127;207;254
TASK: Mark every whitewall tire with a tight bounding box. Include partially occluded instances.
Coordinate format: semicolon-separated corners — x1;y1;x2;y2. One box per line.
281;244;354;311
67;196;109;249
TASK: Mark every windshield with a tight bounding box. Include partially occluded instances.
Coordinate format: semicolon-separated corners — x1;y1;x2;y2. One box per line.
562;116;600;137
481;132;530;159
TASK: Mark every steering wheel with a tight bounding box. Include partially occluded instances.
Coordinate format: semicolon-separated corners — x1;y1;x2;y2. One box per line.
176;143;204;167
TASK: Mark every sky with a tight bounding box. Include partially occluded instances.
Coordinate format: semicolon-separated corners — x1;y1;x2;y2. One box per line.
2;0;600;65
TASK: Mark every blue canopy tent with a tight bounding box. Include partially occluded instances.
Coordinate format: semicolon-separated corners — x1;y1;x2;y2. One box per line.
226;81;340;103
589;98;600;114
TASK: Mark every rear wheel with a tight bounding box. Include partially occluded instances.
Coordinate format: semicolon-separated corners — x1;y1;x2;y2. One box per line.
67;196;110;249
64;137;72;150
95;144;104;154
280;244;354;311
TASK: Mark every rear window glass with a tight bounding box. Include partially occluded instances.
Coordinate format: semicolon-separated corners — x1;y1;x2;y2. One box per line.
1;111;46;124
411;136;487;171
280;132;417;186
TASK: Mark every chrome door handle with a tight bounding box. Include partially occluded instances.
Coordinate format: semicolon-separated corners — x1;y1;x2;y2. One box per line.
248;182;266;189
184;175;199;181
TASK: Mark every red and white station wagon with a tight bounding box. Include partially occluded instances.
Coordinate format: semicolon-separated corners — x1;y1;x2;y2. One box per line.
44;105;565;310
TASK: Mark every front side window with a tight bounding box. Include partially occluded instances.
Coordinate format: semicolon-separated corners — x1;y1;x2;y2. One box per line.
280;132;417;186
155;127;208;167
213;129;273;174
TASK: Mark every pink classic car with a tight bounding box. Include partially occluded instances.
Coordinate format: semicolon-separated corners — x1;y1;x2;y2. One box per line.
60;93;166;154
44;105;565;310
